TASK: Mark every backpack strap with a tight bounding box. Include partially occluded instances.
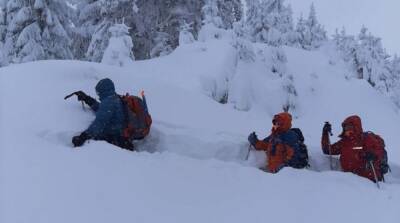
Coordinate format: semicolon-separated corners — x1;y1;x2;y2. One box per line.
119;94;130;131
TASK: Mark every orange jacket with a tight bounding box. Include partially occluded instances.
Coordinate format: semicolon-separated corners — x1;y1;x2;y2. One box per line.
254;112;295;173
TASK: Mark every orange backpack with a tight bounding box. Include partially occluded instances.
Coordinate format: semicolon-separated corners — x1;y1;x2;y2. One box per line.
121;93;152;140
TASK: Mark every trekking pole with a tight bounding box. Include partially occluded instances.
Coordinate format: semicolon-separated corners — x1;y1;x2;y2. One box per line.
328;144;334;170
369;161;380;189
245;144;252;161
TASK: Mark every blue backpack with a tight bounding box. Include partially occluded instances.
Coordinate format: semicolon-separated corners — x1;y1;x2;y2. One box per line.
279;128;310;169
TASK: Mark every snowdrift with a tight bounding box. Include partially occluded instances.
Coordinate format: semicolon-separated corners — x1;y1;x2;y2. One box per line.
1;40;400;223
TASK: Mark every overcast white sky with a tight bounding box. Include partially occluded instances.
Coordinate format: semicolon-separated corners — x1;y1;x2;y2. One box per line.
287;0;400;55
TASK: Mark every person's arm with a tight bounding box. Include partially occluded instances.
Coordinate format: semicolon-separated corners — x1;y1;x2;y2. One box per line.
254;139;269;151
248;133;270;151
86;97;99;111
321;133;342;155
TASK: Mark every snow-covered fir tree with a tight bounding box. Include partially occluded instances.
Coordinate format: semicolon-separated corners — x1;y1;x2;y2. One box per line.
386;55;400;91
199;0;242;29
198;0;243;42
150;31;173;58
333;26;393;96
76;0;242;60
1;0;73;64
0;41;5;67
71;0;101;60
179;21;195;45
80;0;138;62
282;73;298;113
296;3;327;50
270;46;287;76
136;0;203;58
0;1;7;66
37;0;73;60
294;14;306;47
198;0;225;41
269;46;298;112
355;26;390;90
217;0;242;29
389;55;400;80
387;55;400;108
101;23;135;66
0;1;6;42
333;27;358;67
246;0;296;46
232;20;255;63
202;0;224;28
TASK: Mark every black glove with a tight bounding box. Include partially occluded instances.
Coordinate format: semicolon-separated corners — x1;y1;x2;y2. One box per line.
72;132;90;147
364;152;377;162
323;122;332;136
75;91;96;106
248;132;259;146
74;91;89;101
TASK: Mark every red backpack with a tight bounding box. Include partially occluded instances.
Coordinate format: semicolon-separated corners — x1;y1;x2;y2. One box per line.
363;132;390;176
120;93;152;140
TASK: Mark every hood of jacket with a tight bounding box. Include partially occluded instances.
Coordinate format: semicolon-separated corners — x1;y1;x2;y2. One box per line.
340;115;363;139
95;78;116;101
271;112;292;135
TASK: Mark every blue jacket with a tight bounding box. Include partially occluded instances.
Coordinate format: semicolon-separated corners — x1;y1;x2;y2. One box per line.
85;78;125;138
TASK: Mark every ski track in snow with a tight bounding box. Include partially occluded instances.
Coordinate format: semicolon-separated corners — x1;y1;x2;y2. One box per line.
1;40;400;223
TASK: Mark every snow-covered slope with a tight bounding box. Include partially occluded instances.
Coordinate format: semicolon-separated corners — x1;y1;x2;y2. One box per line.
1;40;400;223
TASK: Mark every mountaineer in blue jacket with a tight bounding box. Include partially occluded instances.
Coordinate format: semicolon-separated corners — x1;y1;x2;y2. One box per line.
71;78;134;151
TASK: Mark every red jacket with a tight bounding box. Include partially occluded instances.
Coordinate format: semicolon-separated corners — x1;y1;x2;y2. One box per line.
254;112;295;173
321;116;384;182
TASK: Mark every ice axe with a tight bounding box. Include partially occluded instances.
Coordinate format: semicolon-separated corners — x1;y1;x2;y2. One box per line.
325;121;334;170
140;90;149;112
64;91;86;111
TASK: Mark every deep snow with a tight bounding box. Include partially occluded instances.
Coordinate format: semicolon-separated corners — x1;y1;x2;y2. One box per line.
1;39;400;223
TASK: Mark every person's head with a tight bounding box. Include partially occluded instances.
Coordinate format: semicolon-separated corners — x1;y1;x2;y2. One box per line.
341;115;363;139
95;78;115;100
271;112;292;134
